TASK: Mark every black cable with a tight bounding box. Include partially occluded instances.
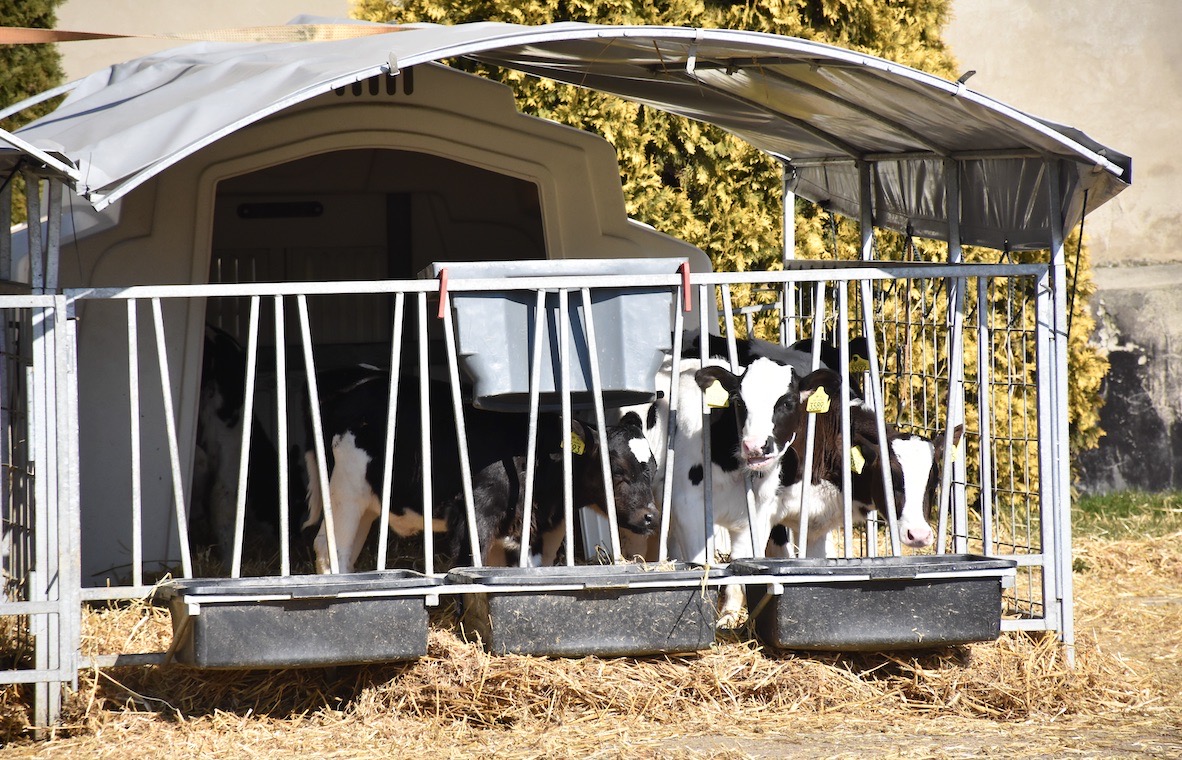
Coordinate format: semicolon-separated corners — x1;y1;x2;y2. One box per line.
1066;189;1089;342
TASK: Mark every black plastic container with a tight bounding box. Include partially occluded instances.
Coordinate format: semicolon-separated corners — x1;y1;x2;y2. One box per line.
728;554;1016;651
446;564;721;656
157;570;441;668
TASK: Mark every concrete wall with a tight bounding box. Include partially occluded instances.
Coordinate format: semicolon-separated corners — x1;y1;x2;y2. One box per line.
57;1;353;81
946;0;1182;493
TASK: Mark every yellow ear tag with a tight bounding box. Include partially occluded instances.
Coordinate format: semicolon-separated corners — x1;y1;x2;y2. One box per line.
568;432;586;456
704;380;730;409
850;445;866;475
849;355;871;374
950;441;961;463
806;385;831;414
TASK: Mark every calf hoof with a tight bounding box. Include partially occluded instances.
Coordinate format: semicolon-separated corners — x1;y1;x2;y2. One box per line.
716;607;748;631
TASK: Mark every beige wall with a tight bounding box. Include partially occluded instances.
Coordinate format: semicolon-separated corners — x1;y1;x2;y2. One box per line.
57;1;353;81
945;0;1180;268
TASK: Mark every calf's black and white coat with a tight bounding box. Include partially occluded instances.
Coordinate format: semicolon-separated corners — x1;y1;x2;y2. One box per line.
303;369;659;573
768;368;962;559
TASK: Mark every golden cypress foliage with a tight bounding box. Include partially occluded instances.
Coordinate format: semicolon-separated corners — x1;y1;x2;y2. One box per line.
1;0;66;226
354;0;1107;466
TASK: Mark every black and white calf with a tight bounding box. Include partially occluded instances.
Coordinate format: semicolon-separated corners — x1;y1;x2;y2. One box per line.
302;369;659;573
769;367;963;558
664;357;802;566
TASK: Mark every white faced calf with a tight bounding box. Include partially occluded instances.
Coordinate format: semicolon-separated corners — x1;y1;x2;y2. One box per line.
769;367;963;558
666;357;801;566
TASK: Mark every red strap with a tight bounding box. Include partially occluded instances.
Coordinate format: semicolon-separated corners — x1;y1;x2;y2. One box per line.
436;268;449;319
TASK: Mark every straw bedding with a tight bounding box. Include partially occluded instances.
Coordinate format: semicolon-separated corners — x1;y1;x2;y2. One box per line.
0;534;1178;756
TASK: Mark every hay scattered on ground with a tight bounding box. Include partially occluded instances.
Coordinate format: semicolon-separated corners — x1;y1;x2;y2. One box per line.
0;536;1177;754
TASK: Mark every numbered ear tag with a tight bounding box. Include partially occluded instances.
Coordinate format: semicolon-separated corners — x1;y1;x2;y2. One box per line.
565;431;586;456
950;440;961;463
849;355;871;374
704;380;730;408
850;445;866;474
806;385;831;414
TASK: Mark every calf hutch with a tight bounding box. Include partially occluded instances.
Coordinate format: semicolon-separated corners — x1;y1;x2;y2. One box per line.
0;19;1129;725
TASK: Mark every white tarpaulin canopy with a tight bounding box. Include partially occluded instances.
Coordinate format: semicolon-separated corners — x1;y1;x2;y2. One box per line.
1;17;1130;251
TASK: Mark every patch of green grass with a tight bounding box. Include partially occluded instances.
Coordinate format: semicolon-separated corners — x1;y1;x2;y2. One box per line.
1073;490;1182;540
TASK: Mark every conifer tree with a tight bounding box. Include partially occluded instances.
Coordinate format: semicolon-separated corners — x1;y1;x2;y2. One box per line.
354;1;1105;472
0;0;65;226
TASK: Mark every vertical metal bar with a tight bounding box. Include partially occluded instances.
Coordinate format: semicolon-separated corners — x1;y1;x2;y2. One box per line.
273;296;291;576
797;281;826;556
558;289;575;566
24;174;42;293
59;296;83;690
0;181;11;280
376;293;405;572
782;171;797;346
581;287;621;562
858;162;874;263
837;284;853;558
976;277;995;556
230;296;260;578
441;290;480;566
416;293;434;576
1034;268;1058;629
857;163;900;556
658;296;685;563
42;303;61;693
44;180;62;291
519;290;547;567
150;298;193;577
861;279;900;556
697;284;715;563
721;285;739;367
723;284;761;559
937;158;967;555
126;300;143;587
43;184;65;703
29;302;51;726
1045;159;1074;655
298;294;338;574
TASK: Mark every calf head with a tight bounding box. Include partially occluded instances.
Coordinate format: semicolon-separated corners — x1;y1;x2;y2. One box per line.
851;424;964;549
559;416;660;536
695;357;800;474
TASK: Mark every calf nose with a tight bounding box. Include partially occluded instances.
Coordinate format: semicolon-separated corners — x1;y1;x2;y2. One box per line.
742;436;776;457
903;522;934;548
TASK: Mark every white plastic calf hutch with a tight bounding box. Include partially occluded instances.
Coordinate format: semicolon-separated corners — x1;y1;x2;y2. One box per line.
0;19;1129;724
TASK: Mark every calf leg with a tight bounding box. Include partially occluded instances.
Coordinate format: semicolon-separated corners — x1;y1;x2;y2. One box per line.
538;524;565;566
716;526;756;629
313;434;378;574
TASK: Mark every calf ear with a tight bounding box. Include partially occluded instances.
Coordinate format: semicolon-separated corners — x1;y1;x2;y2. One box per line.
618;411;643;430
569;418;600;458
851;432;882;469
933;423;965;454
694;364;739;394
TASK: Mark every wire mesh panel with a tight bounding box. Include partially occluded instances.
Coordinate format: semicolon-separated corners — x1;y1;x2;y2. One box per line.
0;295;81;729
697;264;1052;631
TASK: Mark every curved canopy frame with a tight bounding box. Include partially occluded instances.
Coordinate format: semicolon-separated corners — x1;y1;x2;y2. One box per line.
0;18;1130;251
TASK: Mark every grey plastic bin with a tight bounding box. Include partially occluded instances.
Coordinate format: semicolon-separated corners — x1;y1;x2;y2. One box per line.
157;571;441;668
447;563;720;656
420;258;685;411
729;555;1016;651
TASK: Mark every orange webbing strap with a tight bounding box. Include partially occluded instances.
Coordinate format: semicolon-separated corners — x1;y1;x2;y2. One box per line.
0;23;403;46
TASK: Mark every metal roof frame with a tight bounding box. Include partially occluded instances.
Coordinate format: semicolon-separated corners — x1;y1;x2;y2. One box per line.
0;18;1130;251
